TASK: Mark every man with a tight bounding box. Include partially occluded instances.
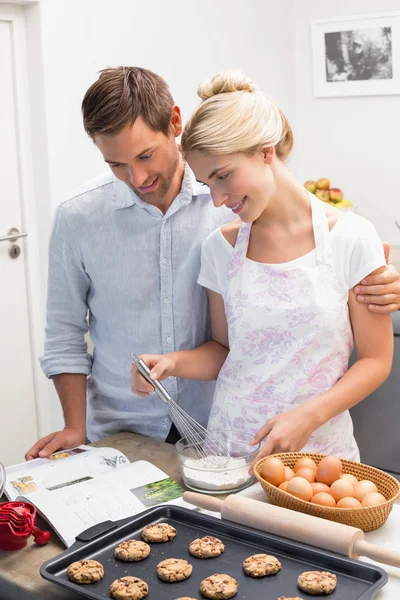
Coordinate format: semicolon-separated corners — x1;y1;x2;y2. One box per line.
26;67;400;460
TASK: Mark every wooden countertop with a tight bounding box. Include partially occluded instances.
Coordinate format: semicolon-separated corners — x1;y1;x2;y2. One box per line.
1;432;399;599
0;432;182;600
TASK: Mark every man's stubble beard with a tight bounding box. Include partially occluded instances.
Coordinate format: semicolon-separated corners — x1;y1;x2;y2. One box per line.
129;152;181;205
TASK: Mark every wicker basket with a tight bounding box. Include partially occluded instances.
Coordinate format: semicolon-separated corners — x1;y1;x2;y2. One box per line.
254;452;400;532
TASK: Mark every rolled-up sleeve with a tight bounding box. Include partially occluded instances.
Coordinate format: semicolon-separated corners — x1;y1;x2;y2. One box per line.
40;204;92;378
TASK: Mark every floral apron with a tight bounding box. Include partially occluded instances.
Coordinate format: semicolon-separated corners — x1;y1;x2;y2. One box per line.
208;194;360;460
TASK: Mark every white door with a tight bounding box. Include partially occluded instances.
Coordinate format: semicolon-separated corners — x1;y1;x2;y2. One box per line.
0;7;39;466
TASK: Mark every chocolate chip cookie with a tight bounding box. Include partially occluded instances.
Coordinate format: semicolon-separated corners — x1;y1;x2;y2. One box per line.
297;571;337;595
157;558;193;582
243;553;282;577
141;522;176;543
200;574;238;599
189;536;224;558
110;576;148;600
114;539;151;562
67;559;104;584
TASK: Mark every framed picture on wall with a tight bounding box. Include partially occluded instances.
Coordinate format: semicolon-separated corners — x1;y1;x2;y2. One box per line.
311;12;400;97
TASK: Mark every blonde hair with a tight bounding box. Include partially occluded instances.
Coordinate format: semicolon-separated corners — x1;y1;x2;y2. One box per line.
181;70;293;161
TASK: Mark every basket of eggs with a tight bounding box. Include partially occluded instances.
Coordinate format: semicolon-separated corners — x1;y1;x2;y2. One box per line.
254;452;400;532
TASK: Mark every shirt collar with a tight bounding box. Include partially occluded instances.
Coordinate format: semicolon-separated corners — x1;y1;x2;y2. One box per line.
111;163;206;213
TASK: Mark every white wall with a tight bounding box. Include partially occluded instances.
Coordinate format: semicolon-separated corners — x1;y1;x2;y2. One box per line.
28;0;296;430
36;0;296;209
25;0;400;435
292;0;400;244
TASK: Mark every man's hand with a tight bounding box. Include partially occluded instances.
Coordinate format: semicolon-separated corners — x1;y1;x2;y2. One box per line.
354;242;400;313
25;426;86;461
131;354;176;397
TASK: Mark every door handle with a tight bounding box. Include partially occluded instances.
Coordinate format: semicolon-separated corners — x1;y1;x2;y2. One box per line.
0;227;28;243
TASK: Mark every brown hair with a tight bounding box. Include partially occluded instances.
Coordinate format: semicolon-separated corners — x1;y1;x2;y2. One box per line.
181;70;294;161
82;66;174;138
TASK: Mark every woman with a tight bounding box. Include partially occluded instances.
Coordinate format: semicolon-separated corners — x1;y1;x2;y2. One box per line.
132;71;393;462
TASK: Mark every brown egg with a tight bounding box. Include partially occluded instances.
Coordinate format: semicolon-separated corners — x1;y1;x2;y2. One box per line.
330;479;355;502
294;457;317;474
361;492;386;507
354;480;378;502
311;492;336;507
336;497;362;508
260;457;286;487
316;456;343;485
311;482;330;495
286;477;313;502
340;473;358;486
278;481;289;492
295;467;316;483
284;466;296;481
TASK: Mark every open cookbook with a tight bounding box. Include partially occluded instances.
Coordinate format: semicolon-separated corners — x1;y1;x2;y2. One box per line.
3;445;196;547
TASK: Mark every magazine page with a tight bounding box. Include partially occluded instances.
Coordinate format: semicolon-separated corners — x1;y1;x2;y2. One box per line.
17;460;195;547
4;445;129;501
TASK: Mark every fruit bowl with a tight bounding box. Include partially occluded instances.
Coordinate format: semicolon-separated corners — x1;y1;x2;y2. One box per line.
304;178;354;211
254;452;400;532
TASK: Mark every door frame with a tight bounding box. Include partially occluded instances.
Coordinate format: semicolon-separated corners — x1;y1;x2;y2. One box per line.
0;2;53;439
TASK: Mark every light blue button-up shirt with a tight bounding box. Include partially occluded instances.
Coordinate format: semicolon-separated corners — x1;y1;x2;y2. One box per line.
40;165;232;442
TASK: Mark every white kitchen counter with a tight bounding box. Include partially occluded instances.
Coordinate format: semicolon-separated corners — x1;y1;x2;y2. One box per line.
237;482;400;599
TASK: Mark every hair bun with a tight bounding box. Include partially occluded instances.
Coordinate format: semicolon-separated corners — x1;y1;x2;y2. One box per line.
197;70;257;100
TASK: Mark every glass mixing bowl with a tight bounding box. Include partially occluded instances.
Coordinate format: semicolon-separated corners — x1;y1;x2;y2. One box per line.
175;430;260;495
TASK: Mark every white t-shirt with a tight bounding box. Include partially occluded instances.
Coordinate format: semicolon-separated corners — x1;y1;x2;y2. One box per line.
198;211;385;296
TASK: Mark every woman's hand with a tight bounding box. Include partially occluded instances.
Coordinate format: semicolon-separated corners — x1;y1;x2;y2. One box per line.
131;354;176;397
249;406;317;470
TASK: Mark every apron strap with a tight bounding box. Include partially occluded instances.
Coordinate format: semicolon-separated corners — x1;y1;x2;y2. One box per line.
309;193;333;266
227;192;333;277
227;221;252;279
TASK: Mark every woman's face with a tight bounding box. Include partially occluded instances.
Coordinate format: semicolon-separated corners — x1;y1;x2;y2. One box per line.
187;149;275;222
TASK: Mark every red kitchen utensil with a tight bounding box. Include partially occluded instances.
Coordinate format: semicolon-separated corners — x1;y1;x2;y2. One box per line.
0;463;50;550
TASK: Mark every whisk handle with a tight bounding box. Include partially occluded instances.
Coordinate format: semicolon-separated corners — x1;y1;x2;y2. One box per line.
183;491;223;513
131;354;173;404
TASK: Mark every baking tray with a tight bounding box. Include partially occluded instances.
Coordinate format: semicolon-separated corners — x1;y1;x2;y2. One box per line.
40;505;387;599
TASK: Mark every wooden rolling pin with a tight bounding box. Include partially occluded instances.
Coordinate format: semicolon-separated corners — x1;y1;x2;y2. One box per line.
183;491;400;568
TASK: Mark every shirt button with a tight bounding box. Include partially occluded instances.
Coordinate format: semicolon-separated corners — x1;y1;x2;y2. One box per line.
162;258;167;264
164;298;169;304
166;337;172;343
169;376;174;381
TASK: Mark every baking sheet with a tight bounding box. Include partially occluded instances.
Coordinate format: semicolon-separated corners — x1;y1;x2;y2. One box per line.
40;505;387;599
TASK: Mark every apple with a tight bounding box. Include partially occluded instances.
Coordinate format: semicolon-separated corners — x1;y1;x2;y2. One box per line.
316;178;330;190
304;180;317;193
315;189;330;202
329;188;343;202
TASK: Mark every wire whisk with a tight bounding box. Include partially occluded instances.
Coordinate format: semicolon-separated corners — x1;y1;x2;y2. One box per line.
131;354;229;466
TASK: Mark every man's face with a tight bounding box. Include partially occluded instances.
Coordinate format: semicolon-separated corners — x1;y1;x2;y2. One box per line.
95;109;182;207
